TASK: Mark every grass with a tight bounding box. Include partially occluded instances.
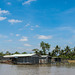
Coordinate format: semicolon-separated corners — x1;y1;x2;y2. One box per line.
68;60;75;63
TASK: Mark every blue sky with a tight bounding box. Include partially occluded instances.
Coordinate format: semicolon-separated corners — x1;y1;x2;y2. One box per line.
0;0;75;53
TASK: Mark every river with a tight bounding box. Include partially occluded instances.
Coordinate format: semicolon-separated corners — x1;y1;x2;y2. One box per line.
0;64;75;75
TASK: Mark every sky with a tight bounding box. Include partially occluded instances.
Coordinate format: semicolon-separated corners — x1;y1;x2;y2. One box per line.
0;0;75;53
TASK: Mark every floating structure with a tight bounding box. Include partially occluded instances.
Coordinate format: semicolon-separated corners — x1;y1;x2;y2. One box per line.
0;56;3;63
0;56;3;60
4;54;39;64
3;54;62;64
51;57;61;63
39;55;51;64
0;56;10;63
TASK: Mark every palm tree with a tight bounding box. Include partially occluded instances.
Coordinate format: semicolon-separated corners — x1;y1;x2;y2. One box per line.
51;50;56;56
40;41;50;55
71;47;75;58
73;47;75;52
64;46;71;56
53;45;60;56
59;49;64;55
45;43;50;52
40;41;46;55
32;48;39;54
39;50;43;55
0;52;4;56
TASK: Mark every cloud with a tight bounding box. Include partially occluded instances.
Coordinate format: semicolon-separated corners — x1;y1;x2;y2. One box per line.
0;8;9;14
0;34;8;38
25;23;30;27
37;35;52;39
16;34;20;37
35;25;39;28
7;2;11;5
19;36;28;41
30;25;39;30
19;23;39;31
22;0;36;5
24;44;32;46
8;19;22;24
0;17;7;21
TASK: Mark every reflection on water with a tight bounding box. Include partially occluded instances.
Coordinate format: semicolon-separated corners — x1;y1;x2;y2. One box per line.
0;64;75;75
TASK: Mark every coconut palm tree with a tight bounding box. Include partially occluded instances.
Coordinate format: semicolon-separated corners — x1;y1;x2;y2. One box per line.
32;48;39;54
59;49;64;55
40;41;50;55
64;46;71;56
40;41;46;55
53;45;60;56
45;43;50;52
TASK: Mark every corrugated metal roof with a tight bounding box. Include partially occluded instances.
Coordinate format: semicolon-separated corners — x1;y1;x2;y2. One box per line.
40;55;51;57
41;55;48;57
3;54;36;58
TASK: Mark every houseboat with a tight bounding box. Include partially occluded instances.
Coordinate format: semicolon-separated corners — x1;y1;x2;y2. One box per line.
4;54;39;64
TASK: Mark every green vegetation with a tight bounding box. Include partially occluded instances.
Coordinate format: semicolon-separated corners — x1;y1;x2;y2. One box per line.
0;41;75;59
32;41;75;59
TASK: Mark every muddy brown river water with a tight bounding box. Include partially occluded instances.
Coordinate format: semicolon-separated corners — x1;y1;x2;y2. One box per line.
0;64;75;75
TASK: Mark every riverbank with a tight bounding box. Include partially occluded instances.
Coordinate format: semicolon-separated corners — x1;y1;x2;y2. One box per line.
68;60;75;63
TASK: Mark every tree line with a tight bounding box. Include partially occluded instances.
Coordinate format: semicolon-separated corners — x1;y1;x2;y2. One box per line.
0;51;27;56
0;41;75;59
32;41;75;59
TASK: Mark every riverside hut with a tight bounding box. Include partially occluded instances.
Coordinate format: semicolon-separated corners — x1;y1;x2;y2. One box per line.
0;56;3;60
4;54;39;64
39;55;51;64
51;57;61;63
0;56;3;63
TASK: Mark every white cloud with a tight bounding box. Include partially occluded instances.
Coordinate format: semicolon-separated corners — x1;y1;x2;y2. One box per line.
8;19;22;24
24;44;32;47
35;25;39;28
22;0;36;5
37;35;52;39
16;34;20;37
0;34;8;38
25;23;30;27
0;17;7;21
19;36;28;41
0;8;9;14
7;2;11;5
